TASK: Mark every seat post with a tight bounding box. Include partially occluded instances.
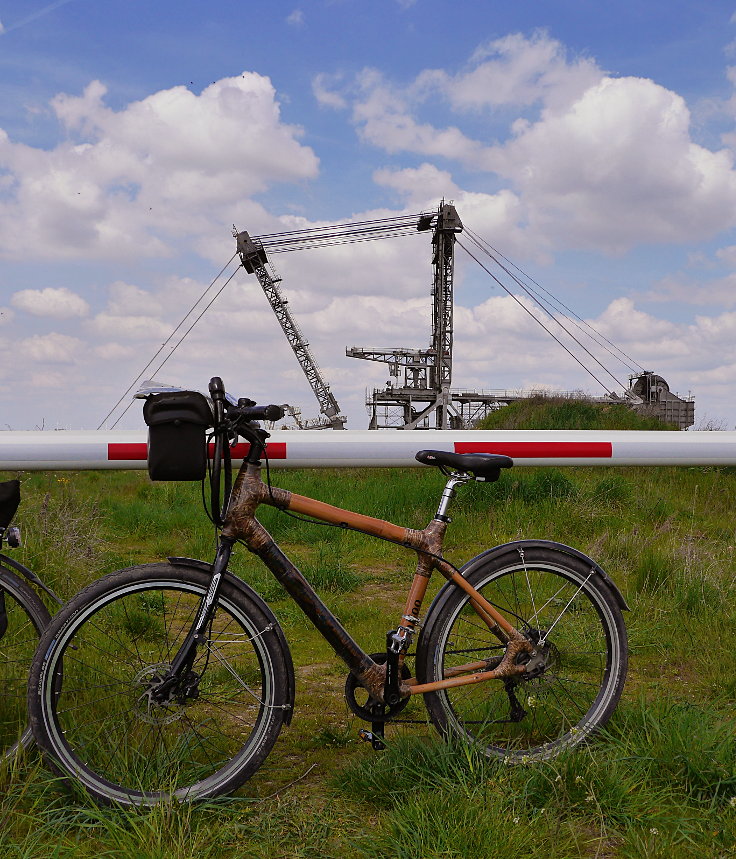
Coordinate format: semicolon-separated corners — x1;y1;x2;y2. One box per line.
436;473;471;521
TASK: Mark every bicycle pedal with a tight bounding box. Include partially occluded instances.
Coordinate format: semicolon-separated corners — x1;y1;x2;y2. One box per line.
358;728;386;751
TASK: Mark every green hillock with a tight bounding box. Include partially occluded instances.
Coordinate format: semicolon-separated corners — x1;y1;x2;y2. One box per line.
475;396;679;431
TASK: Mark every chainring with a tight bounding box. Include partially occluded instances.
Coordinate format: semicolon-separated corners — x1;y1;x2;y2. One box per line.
344;653;412;722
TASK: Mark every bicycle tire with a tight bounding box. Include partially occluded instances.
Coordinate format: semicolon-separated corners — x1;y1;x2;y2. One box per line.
29;563;290;806
417;546;627;760
0;563;51;761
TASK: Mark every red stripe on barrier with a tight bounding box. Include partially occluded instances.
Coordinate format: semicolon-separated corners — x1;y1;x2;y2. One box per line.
207;442;287;460
108;443;147;460
454;441;613;458
108;442;288;461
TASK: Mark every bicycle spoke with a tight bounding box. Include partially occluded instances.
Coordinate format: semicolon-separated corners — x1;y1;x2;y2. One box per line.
422;549;626;759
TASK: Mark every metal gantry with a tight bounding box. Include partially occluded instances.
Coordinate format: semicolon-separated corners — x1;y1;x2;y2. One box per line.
236;203;694;432
347;203;464;429
99;202;694;432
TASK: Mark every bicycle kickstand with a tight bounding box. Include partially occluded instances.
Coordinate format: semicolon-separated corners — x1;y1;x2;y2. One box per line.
357;701;386;751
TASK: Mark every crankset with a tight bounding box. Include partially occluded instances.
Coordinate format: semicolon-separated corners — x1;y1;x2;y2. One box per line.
344;653;411;722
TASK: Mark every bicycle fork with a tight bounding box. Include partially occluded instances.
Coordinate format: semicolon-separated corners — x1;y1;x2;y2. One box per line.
148;537;235;706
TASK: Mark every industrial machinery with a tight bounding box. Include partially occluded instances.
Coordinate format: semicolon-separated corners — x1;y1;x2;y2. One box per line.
628;371;694;429
235;230;346;430
347;203;465;429
101;204;694;432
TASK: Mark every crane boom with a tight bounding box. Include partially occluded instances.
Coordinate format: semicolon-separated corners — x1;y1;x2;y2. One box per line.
235;230;346;429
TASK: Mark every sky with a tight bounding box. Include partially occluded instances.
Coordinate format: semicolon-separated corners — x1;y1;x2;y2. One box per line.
3;0;736;431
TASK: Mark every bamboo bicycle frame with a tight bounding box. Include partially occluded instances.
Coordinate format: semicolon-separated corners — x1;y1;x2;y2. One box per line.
220;460;532;704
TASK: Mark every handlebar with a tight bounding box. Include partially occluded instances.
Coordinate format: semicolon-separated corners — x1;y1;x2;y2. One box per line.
231;403;285;422
208;377;285;426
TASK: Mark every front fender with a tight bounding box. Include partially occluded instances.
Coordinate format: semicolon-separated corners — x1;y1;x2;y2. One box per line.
167;556;295;725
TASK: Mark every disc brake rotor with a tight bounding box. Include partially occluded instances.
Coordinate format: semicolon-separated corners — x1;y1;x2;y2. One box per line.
132;663;187;726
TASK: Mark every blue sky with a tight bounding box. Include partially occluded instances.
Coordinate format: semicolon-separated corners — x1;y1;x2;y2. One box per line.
3;0;736;430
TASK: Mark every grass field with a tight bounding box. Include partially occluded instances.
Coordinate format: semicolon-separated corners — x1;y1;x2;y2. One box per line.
1;409;735;857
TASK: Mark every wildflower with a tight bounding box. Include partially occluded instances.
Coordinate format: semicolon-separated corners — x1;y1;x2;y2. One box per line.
729;797;736;808
575;775;584;784
512;817;520;825
585;793;595;803
526;695;537;708
649;828;659;836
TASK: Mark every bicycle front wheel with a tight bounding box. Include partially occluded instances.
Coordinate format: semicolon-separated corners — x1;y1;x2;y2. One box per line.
29;563;290;806
418;546;627;760
0;564;51;760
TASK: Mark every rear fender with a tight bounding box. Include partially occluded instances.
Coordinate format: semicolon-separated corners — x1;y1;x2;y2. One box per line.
458;540;629;612
416;539;628;671
0;552;63;606
168;556;295;725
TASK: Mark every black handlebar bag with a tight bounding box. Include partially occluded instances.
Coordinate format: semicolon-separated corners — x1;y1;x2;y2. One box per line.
0;479;20;531
143;392;213;481
0;479;20;638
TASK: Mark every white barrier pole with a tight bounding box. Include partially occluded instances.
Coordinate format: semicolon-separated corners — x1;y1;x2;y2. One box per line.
2;429;736;470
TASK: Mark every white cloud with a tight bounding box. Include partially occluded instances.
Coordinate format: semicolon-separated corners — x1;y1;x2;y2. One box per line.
485;76;736;252
93;342;135;361
312;73;347;109
286;9;305;27
332;34;736;255
11;286;89;318
89;312;171;341
349;67;485;161
425;31;602;113
20;332;82;363
28;370;69;391
0;74;319;261
447;294;736;412
3;42;736;430
646;272;736;307
716;244;736;265
373;163;459;200
105;281;163;316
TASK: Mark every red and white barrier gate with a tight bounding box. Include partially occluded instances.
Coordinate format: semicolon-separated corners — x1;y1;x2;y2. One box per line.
1;429;736;470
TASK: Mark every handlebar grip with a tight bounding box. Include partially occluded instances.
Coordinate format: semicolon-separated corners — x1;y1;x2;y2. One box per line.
239;404;285;422
208;377;226;427
209;376;225;402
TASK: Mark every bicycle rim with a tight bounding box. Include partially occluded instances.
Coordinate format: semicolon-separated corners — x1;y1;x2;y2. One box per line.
0;568;50;761
34;572;284;804
423;552;626;759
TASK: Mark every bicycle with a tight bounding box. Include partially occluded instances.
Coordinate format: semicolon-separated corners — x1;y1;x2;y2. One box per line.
29;377;628;806
1;479;62;761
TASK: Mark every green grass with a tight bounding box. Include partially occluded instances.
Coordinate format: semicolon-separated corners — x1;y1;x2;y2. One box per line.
1;454;736;857
477;395;680;431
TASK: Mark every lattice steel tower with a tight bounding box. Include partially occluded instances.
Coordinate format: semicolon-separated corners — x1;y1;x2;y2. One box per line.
235;230;346;429
347;202;463;429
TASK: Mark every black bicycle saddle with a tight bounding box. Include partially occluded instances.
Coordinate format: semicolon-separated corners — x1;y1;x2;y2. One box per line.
415;450;513;482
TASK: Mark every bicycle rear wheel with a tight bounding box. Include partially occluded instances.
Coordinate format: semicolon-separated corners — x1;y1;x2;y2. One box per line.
0;564;51;761
29;563;291;806
417;546;627;760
